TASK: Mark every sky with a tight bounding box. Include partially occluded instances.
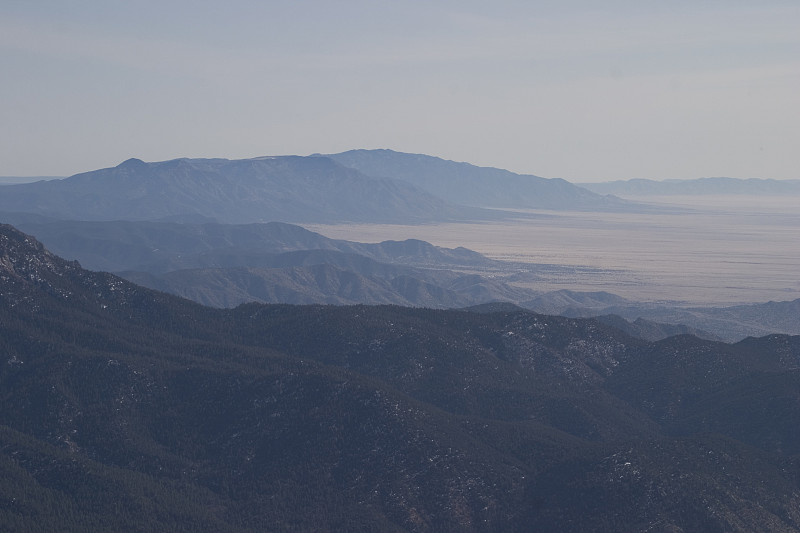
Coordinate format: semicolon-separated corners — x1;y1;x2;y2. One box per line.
1;1;799;182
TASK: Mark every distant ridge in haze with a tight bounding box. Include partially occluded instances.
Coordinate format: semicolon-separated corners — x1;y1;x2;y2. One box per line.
5;214;799;342
0;150;650;223
327;149;630;210
0;155;487;224
0;176;63;185
1;218;495;274
580;177;800;196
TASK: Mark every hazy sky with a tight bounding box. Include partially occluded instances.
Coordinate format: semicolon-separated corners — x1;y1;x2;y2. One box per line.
2;1;799;181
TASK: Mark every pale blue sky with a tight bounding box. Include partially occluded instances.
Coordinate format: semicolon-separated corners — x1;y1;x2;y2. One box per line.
2;1;798;181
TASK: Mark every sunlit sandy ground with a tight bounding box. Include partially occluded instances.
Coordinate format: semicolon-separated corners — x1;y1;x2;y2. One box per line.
305;195;800;306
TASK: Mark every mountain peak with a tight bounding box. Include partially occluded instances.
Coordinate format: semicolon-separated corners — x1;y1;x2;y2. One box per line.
117;157;148;169
0;154;473;224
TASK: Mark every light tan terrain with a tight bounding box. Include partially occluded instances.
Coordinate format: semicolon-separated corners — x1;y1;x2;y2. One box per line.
306;195;800;305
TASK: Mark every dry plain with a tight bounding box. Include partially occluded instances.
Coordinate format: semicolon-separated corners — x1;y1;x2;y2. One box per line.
306;195;800;306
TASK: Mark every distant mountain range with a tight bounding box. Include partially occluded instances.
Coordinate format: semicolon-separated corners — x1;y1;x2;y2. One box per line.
0;216;491;274
0;155;482;224
0;150;797;343
0;175;63;185
525;288;800;342
3;223;800;531
3;213;797;342
327;149;629;209
579;176;800;196
4;147;800;531
1;215;523;309
570;298;800;342
0;151;636;224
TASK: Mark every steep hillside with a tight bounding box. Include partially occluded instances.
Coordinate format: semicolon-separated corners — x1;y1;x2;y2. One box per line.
3;216;531;309
3;224;800;532
5;214;794;341
3;217;496;274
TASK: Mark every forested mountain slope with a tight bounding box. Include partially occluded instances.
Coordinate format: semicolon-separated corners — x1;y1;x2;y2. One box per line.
2;224;800;532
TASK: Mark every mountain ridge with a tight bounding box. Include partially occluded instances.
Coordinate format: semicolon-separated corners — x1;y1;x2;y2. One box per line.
579;176;800;196
5;214;798;342
0;149;646;225
327;148;632;210
0;155;489;224
3;223;800;531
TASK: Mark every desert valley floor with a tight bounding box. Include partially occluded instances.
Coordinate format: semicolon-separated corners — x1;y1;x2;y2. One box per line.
306;194;800;306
